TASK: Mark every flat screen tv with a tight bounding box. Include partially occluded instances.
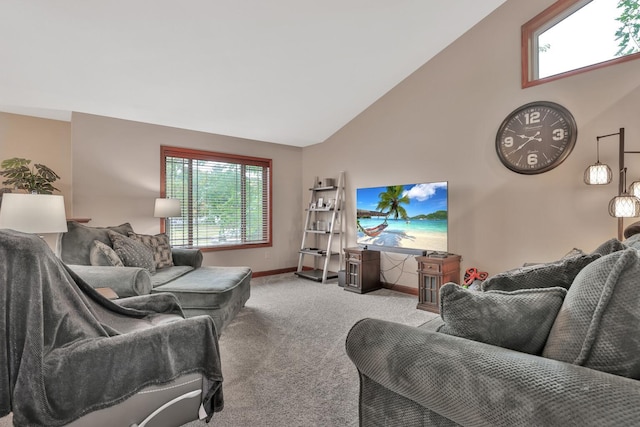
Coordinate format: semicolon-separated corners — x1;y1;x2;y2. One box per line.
356;181;448;255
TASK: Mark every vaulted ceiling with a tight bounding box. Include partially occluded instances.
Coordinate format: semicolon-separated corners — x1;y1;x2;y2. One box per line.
0;1;507;146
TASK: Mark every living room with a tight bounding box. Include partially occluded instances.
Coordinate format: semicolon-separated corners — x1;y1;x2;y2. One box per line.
2;0;639;282
2;0;640;425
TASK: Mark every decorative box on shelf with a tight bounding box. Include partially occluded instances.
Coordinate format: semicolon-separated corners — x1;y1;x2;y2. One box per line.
415;253;461;313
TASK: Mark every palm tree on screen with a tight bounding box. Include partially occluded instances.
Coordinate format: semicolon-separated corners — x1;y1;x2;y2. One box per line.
376;186;410;220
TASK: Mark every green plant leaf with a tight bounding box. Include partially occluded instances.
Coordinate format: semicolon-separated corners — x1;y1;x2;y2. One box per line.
0;157;60;193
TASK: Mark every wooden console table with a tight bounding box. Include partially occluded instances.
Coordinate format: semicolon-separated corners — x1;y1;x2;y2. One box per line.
416;254;461;313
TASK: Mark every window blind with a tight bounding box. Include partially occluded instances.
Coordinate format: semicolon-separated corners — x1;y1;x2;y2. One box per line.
162;146;271;250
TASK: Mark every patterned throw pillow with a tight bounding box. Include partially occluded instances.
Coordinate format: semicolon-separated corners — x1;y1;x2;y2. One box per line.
438;283;567;355
128;232;174;269
89;240;124;267
107;230;156;273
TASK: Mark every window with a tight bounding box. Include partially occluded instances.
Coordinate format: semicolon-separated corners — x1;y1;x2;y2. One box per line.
161;146;272;251
522;0;640;88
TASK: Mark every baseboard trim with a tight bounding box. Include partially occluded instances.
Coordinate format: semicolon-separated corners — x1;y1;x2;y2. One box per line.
252;267;299;278
381;281;418;296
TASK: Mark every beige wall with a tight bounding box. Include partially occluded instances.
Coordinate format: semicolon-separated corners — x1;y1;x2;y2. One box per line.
0;112;72;213
71;113;303;272
4;0;640;284
302;0;640;286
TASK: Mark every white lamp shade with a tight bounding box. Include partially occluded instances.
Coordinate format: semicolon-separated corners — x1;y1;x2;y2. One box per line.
0;193;68;233
608;194;640;218
629;180;640;199
154;198;181;218
584;163;613;185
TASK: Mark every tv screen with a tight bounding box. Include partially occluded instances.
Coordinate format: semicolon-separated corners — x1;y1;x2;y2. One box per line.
356;181;448;254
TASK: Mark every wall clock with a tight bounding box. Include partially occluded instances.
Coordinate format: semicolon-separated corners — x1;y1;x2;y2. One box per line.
495;101;577;174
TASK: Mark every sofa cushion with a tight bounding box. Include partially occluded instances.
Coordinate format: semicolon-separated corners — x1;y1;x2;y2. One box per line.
128;232;174;269
153;266;252;310
481;253;600;292
542;248;640;379
60;221;134;265
108;231;156;273
151;266;194;288
89;240;124;267
438;283;566;355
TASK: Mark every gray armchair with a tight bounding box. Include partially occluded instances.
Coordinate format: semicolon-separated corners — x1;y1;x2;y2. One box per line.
1;229;223;426
347;318;640;426
347;240;640;426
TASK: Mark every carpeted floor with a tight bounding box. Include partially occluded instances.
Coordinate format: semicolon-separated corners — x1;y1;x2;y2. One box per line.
182;273;436;427
0;273;436;427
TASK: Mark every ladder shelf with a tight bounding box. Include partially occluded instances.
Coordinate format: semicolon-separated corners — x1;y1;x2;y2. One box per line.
295;172;345;283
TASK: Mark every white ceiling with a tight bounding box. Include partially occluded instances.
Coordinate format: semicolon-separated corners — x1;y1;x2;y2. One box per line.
0;0;506;147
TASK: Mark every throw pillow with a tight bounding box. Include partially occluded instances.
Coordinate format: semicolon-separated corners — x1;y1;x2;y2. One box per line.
480;253;600;292
89;240;124;267
107;230;156;273
128;232;174;269
542;248;640;379
522;248;585;267
591;238;626;256
60;221;134;265
438;284;567;355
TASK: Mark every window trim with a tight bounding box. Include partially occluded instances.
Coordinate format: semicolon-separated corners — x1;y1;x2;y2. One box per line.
160;145;273;252
522;0;640;88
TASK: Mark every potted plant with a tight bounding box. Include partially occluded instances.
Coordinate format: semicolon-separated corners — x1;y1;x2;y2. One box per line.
0;157;61;194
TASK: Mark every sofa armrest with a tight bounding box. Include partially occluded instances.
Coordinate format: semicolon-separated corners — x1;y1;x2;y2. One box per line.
66;265;152;297
171;248;203;268
346;318;640;426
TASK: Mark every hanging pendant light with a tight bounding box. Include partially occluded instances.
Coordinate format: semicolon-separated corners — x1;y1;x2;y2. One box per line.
584;136;612;184
608;168;640;218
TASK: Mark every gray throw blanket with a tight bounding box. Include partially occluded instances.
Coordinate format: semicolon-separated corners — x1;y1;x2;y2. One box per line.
0;229;223;426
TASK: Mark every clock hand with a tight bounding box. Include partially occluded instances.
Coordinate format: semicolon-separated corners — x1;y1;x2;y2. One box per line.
528;131;541;142
512;139;533;153
509;131;542;154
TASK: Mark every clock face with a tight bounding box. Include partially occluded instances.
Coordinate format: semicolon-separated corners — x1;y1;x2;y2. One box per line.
495;101;577;174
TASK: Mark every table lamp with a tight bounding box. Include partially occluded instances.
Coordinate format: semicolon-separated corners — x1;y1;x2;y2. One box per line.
154;198;181;218
154;198;181;242
0;193;68;234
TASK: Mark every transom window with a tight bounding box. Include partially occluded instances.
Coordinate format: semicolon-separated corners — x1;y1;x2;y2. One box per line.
522;0;640;88
161;146;272;250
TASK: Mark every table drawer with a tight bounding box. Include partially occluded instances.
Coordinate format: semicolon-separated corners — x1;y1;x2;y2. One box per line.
419;261;442;273
347;252;362;261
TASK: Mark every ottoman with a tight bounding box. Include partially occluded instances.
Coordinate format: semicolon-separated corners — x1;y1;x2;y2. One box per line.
152;266;252;336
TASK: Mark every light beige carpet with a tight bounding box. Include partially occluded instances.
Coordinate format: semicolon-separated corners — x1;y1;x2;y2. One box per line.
182;273;436;427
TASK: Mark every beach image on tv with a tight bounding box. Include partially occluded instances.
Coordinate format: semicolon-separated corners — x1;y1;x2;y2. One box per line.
356;182;448;252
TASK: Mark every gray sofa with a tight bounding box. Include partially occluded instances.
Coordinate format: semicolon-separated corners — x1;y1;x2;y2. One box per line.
59;221;251;336
346;236;640;426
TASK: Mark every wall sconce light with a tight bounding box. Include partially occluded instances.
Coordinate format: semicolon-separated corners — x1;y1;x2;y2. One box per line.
584;128;640;239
